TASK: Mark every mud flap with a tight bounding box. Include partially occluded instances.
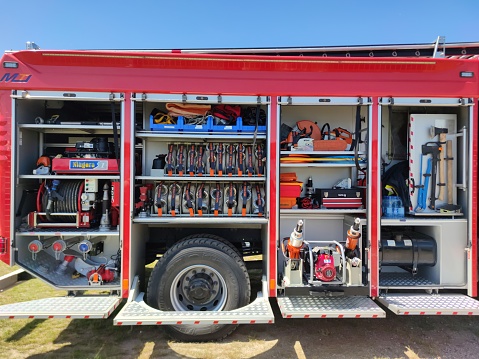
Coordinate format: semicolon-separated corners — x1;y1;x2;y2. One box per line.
277;296;385;318
0;295;121;319
378;293;479;315
114;276;274;326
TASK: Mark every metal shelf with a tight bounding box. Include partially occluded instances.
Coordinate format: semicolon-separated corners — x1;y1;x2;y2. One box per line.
381;217;467;225
19;175;120;180
19;124;119;135
280;163;358;168
133;216;268;225
16;227;120;237
136;131;266;141
281;150;365;156
136;175;266;182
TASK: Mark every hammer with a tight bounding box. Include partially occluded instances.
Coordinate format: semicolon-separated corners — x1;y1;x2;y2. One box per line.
430;126;448;201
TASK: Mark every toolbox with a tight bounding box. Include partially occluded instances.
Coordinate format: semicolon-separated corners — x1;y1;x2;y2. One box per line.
317;188;364;209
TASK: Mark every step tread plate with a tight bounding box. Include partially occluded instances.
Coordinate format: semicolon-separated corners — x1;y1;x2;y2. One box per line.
277;296;386;318
114;292;274;325
0;296;121;319
378;294;479;315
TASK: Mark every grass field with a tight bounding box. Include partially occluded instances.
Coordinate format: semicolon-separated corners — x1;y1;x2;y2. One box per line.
2;261;479;358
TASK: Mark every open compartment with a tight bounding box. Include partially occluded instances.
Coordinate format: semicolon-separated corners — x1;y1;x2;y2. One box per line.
380;98;471;218
11;91;123;289
379;220;468;289
278;214;368;293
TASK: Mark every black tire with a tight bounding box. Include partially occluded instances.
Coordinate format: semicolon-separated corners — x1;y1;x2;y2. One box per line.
146;234;251;342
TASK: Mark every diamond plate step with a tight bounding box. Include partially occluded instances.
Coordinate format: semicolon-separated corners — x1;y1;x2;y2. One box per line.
0;296;122;319
378;294;479;315
277;296;386;318
379;272;436;287
114;277;274;326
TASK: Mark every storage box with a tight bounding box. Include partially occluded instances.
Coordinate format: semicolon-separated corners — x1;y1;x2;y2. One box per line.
52;158;119;174
280;181;303;209
150;115;183;131
317;188;364;209
281;181;303;197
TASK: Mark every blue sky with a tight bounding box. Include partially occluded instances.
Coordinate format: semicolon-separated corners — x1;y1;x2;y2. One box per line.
1;0;478;52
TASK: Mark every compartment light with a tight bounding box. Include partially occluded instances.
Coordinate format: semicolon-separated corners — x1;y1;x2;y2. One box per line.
2;61;18;68
460;71;474;78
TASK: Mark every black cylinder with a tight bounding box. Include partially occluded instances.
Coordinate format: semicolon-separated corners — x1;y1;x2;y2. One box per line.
380;230;437;267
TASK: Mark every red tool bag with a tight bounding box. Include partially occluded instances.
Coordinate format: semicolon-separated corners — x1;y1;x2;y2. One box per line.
211;105;241;124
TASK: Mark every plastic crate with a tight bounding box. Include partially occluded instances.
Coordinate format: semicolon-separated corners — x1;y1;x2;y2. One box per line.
240;117;267;133
182;116;211;132
150;115;183;131
210;116;241;132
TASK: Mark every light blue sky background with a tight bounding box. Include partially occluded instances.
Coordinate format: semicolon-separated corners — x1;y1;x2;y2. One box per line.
1;0;478;52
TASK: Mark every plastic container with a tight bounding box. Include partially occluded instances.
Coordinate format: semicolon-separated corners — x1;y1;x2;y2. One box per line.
382;196;405;218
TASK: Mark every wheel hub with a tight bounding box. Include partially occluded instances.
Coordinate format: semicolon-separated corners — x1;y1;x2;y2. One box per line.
171;265;227;311
185;275;217;304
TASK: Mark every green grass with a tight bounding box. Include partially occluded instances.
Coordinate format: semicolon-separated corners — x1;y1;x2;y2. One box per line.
0;262;19;277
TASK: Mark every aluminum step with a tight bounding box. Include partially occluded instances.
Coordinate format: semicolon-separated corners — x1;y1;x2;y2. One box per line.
0;295;122;319
378;294;479;315
277;296;386;318
114;276;274;326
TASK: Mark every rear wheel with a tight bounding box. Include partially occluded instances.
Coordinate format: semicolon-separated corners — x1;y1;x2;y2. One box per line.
146;234;251;341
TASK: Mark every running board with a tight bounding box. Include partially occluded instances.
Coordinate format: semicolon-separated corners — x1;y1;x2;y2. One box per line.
113;276;274;326
278;296;386;318
0;295;121;319
378;293;479;315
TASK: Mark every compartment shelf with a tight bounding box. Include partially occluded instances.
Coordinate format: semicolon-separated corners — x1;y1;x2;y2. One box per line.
20;175;121;180
16;228;120;236
135;175;266;182
133;217;268;224
281;209;366;215
280;163;358;168
136;131;266;141
19;124;119;135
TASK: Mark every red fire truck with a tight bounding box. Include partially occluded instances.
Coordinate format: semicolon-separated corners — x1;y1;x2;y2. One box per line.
0;39;478;341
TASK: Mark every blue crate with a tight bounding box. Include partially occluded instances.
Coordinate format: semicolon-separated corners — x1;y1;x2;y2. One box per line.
182;116;211;132
150;115;183;131
240;117;267;133
210;116;241;132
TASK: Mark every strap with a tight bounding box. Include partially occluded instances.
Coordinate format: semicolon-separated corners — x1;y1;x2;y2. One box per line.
255;184;264;216
246;145;254;176
217;143;224;176
196;145;205;176
208;142;216;176
166;144;174;176
256;144;265;176
241;182;249;216
177;144;185;176
185;182;194;216
197;183;204;216
237;143;244;176
188;144;196;176
411;237;418;275
170;183;177;216
226;145;235;176
351;104;361;151
227;182;235;216
214;183;221;216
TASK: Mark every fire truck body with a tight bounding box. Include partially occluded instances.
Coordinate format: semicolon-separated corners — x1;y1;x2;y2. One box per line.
0;40;479;340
